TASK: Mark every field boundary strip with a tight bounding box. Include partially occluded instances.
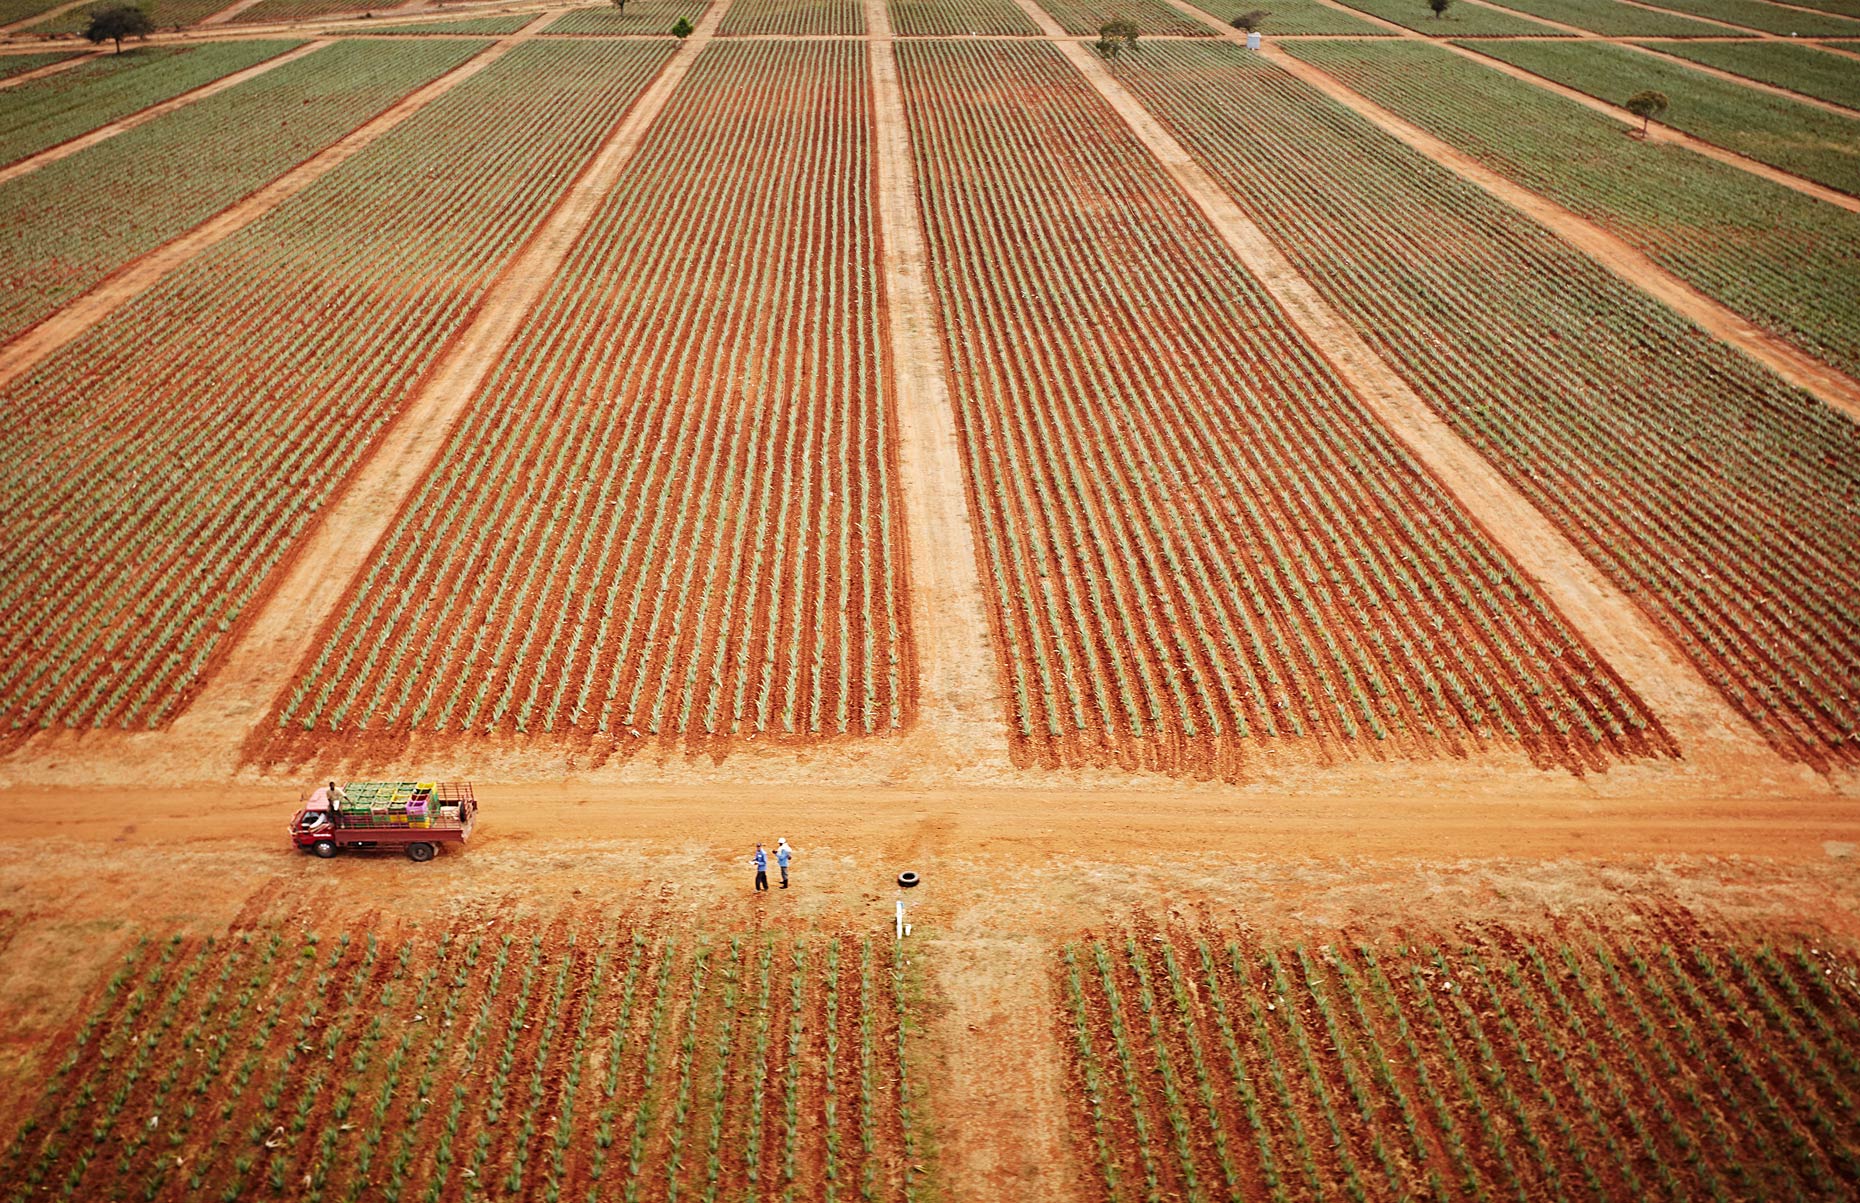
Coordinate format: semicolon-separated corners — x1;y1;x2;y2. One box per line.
0;40;327;189
865;0;1013;768
165;0;738;759
1025;9;1806;779
1263;45;1860;422
0;20;547;393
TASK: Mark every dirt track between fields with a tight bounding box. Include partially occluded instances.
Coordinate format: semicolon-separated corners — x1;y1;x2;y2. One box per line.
4;783;1860;1200
867;0;1013;773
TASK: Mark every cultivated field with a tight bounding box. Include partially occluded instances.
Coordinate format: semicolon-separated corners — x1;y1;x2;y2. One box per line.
2;0;1860;1197
269;40;910;757
0;921;922;1203
1061;913;1860;1201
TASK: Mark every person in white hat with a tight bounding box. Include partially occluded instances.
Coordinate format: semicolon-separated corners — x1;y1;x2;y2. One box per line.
775;838;794;889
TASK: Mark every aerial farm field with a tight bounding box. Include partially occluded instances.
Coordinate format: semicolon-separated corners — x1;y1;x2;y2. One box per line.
0;0;1858;1196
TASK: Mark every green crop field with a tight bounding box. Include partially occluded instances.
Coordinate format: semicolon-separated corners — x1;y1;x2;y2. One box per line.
0;39;476;344
1062;921;1860;1200
1467;38;1860;195
1328;0;1570;34
0;925;923;1203
1179;0;1393;33
0;40;676;738
887;0;1042;35
1031;0;1219;35
1476;0;1740;35
1126;40;1860;768
0;41;292;167
1286;39;1860;407
1611;0;1860;33
1637;38;1860;110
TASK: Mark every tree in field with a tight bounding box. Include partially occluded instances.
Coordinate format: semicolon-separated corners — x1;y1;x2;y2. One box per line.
611;0;626;12
671;14;692;35
1095;17;1138;61
1428;0;1451;16
1624;88;1669;136
1231;8;1270;30
84;4;154;52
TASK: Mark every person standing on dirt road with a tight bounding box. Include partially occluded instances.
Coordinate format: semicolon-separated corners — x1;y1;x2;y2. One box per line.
753;844;769;892
776;838;793;889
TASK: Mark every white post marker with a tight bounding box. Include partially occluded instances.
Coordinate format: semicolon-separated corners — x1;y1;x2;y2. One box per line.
896;899;905;941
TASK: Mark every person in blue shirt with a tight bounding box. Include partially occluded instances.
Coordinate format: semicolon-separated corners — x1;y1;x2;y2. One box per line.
776;838;793;889
753;844;769;892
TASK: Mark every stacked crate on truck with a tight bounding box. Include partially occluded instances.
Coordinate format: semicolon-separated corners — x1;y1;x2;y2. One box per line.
291;781;477;861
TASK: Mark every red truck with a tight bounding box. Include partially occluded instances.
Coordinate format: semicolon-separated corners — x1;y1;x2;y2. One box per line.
290;781;477;862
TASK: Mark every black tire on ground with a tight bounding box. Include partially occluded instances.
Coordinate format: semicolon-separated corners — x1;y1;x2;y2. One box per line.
406;842;435;863
313;841;336;859
897;871;920;888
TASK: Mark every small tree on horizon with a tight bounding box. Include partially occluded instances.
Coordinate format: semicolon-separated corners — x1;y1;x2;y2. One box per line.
671;14;692;35
1625;88;1669;136
611;0;626;12
84;4;154;52
1231;9;1270;30
1428;0;1451;16
1096;17;1138;62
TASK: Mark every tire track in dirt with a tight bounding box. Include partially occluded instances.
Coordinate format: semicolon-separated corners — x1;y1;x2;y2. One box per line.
0;39;328;189
1259;44;1860;421
165;0;735;763
930;935;1080;1202
1025;4;1813;784
0;16;551;391
866;0;1013;774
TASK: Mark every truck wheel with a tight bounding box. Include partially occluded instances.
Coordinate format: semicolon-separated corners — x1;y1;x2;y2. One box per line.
406;842;435;863
313;841;337;859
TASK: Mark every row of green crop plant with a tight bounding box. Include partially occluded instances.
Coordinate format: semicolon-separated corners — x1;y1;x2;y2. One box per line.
1116;41;1860;767
271;42;910;751
1060;923;1860;1201
0;40;676;740
2;924;922;1203
895;39;1666;780
0;41;292;169
0;38;480;346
